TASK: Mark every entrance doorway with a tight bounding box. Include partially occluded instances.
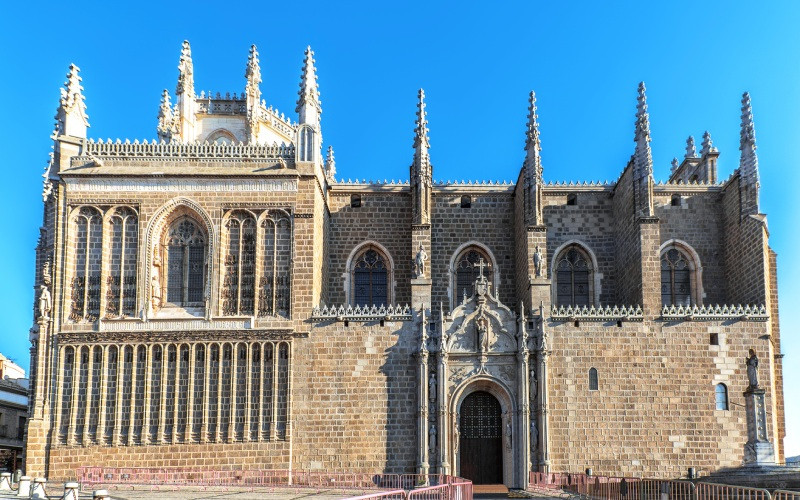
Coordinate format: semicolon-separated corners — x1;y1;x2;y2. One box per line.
459;390;503;484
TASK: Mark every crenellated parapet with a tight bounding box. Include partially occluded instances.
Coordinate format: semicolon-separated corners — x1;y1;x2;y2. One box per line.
310;304;412;322
550;304;643;322
80;138;295;159
661;303;768;321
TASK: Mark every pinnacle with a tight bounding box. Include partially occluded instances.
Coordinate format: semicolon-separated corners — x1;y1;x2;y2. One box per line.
414;89;430;150
740;92;756;149
634;81;651;143
671;157;679;174
246;44;261;83
176;40;194;96
701;131;714;156
525;90;540;152
685;136;696;158
296;46;320;114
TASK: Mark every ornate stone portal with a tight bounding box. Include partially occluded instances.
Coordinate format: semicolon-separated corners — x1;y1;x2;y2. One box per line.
417;261;548;489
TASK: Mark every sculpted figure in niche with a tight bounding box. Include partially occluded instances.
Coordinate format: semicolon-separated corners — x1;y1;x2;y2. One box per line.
530;367;538;403
429;424;437;454
38;285;52;320
151;255;162;310
531;418;539;453
429;372;436;402
533;246;544;278
746;349;759;389
477;319;488;352
506;420;512;449
414;244;428;278
454;419;460;456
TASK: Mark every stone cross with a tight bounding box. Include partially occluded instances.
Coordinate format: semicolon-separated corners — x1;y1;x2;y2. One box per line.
477;258;486;280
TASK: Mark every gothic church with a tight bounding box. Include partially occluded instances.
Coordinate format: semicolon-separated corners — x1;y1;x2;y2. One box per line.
26;42;786;486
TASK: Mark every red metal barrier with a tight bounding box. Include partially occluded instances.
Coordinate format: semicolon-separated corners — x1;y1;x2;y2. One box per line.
774;491;800;500
696;482;771;500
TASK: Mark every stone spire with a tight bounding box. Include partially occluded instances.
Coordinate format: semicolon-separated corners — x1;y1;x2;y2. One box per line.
739;92;759;183
633;82;655;218
700;131;714;157
55;64;89;138
296;46;321;128
671;157;679;174
739;92;760;215
685;135;697;158
157;89;176;143
524;91;544;226
411;89;432;225
245;45;262;143
176;40;194;97
325;145;336;182
175;40;196;142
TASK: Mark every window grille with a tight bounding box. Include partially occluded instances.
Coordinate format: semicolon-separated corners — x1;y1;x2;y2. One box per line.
661;248;691;306
353;248;388;307
165;218;206;307
589;368;599;391
555;246;591;306
715;383;729;410
454;248;493;301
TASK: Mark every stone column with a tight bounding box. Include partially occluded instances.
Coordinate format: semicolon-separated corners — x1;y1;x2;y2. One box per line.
97;345;109;444
186;343;196;443
743;387;776;465
143;344;154;444
518;348;530;488
537;332;551;473
437;351;450;475
416;347;429;475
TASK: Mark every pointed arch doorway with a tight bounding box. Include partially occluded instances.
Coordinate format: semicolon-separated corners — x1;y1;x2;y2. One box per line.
459;390;503;484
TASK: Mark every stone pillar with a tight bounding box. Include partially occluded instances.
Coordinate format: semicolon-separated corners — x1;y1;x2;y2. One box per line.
537;326;551;473
517;348;531;489
31;478;47;500
143;344;154;444
0;473;11;490
437;351;450;475
743;387;776;465
416;348;429;475
63;482;80;500
16;477;31;498
97;345;109;443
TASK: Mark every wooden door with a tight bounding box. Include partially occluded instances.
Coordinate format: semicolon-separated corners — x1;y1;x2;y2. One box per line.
459;391;503;484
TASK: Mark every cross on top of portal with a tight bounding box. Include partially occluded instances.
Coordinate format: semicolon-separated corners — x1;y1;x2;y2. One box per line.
477;258;486;280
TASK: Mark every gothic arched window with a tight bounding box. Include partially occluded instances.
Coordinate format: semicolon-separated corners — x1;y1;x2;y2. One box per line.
106;207;138;318
164;217;207;307
71;206;103;322
352;246;389;307
259;210;292;318
661;247;692;307
555;245;592;307
298;125;315;162
223;211;257;316
715;383;729;410
453;247;494;304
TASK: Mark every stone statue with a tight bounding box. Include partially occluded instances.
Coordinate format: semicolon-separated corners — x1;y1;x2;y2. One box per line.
429;372;436;402
414;244;428;278
533;246;544;278
429;424;437;454
530;367;538;402
38;285;52;320
746;349;759;389
506;420;512;449
453;419;460;456
477;319;487;352
151;255;162;309
530;418;538;452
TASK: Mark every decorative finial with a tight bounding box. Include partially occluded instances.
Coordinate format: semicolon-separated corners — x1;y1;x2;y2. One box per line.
525;90;541;154
176;40;194;97
414;89;430;152
296;45;321;122
700;131;714;156
670;157;679;174
740;92;758;182
55;63;89;137
157;89;176;142
685;136;697;158
633;82;653;175
325;145;336;180
246;44;261;85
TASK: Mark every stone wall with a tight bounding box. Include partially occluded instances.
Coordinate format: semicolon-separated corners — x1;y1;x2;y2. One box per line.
612;165;642;305
546;318;776;478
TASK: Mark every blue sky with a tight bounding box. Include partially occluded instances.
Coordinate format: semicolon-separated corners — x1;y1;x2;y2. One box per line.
1;1;798;457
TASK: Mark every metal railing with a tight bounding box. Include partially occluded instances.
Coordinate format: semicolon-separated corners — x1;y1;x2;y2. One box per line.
77;467;471;499
529;471;791;500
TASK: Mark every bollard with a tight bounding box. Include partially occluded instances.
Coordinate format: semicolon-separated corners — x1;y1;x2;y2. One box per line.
687;467;696;479
63;481;80;500
31;477;47;500
0;473;11;491
16;476;31;497
93;489;111;499
14;470;21;484
585;468;593;476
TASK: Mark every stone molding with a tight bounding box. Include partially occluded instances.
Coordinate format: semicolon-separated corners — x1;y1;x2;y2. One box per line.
310;304;412;321
661;304;768;321
82;139;295;159
63;178;299;193
550;304;644;321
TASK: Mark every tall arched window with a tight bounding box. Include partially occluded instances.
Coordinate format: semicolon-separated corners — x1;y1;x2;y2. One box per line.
715;383;729;410
555;245;592;307
223;211;256;316
259;210;292;318
589;368;599;391
351;246;389;307
164;217;207;307
106;207;138;318
661;247;693;306
298;125;315;162
71;206;103;322
453;246;494;303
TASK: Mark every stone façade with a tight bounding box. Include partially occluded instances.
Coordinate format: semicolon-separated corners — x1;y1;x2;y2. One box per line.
25;42;785;486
